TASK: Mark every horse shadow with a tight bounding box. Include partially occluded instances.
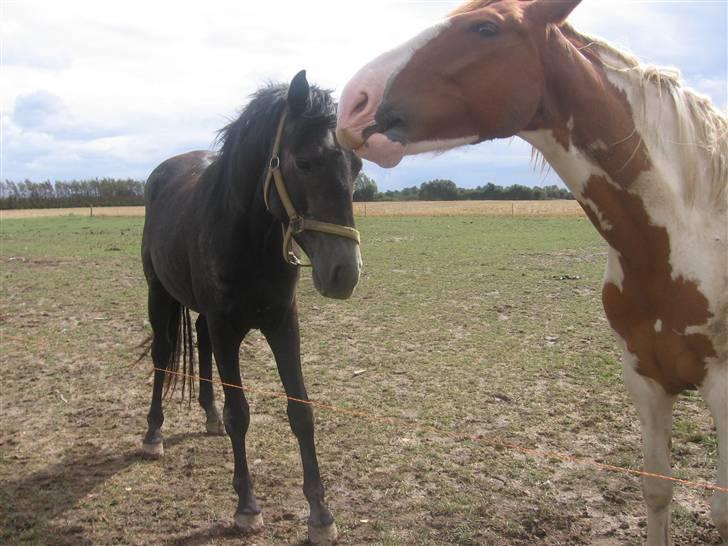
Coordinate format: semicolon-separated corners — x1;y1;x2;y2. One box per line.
0;432;199;545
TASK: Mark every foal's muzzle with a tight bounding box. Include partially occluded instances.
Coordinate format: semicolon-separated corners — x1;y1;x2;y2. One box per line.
306;235;362;299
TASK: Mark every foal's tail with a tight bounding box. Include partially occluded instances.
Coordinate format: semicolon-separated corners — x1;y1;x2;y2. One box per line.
135;305;196;403
164;305;196;402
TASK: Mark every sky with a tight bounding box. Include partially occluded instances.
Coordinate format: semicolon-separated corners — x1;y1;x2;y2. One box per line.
1;0;726;191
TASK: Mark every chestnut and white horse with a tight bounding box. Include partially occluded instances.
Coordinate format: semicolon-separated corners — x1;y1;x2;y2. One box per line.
336;0;727;543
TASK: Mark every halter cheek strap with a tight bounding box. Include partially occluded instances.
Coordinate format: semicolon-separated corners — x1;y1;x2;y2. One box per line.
263;109;361;266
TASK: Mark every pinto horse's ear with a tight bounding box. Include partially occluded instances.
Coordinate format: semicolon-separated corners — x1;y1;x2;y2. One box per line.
287;70;310;117
528;0;582;26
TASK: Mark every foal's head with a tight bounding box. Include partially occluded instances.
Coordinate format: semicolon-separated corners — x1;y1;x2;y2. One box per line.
266;72;363;299
336;0;582;167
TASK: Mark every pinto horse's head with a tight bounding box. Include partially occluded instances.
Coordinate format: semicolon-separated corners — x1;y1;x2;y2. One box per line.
267;71;363;299
336;0;581;167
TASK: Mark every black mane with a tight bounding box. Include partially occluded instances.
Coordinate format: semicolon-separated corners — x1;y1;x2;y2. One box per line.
215;83;337;194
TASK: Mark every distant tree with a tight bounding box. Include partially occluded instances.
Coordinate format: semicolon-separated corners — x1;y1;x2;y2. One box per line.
353;173;378;202
400;186;420;201
419;179;459;201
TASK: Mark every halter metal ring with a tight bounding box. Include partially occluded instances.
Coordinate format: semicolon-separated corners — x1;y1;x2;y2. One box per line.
289;215;305;234
270;156;280;170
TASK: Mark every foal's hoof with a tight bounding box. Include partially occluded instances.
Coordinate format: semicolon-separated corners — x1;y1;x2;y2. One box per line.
308;521;338;546
205;418;225;436
140;441;164;458
234;512;264;534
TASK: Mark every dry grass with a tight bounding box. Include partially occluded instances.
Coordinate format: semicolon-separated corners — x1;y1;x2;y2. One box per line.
353;200;584;217
0;206;145;220
1;200;584;221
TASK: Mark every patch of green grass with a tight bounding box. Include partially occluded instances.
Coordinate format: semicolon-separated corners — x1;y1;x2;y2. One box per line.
1;216;143;258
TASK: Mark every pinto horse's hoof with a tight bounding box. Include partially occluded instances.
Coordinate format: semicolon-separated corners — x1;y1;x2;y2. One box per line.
234;512;264;533
308;521;338;546
140;441;164;458
205;418;225;436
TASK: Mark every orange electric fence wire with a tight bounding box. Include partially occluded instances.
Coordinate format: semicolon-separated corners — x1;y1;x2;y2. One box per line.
154;366;728;494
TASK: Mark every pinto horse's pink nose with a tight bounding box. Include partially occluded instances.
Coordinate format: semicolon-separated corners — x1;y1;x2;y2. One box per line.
336;52;397;151
337;64;410;168
337;78;380;151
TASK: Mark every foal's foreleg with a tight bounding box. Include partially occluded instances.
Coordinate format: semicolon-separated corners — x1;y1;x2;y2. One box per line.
263;303;337;546
195;314;224;435
206;316;262;533
623;354;677;546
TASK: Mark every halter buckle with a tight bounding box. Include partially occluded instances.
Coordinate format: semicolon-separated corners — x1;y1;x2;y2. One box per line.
289;215;305;234
270;156;280;170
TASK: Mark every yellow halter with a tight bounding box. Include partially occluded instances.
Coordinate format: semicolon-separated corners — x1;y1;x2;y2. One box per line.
263;110;361;266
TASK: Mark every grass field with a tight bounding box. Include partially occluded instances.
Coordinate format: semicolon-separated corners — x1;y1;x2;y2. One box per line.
0;200;584;221
0;214;720;545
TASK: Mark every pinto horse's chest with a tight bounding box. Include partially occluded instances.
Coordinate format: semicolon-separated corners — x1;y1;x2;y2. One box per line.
594;179;727;394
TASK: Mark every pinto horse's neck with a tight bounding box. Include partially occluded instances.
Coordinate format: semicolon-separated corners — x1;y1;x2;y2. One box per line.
520;27;651;201
518;26;721;394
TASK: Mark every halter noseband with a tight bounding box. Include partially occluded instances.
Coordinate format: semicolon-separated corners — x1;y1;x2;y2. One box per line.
263;109;361;266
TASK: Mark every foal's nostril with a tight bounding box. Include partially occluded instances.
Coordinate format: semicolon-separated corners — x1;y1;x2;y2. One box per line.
352;92;369;116
332;264;344;284
332;263;359;288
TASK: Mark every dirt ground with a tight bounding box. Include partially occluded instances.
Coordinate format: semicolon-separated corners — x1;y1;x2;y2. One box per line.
0;215;721;545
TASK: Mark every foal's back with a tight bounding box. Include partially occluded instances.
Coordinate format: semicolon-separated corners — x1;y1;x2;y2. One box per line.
142;150;218;309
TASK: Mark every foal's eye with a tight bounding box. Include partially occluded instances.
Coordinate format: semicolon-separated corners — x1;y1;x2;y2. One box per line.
296;158;313;172
471;21;499;37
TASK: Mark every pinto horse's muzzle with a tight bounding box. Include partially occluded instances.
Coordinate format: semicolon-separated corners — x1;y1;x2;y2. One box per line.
263;110;361;267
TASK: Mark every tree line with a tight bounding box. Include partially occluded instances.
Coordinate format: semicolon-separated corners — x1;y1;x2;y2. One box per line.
0;175;572;209
354;174;572;202
0;179;145;209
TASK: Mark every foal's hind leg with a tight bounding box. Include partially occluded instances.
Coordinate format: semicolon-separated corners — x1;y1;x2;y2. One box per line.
195;314;224;435
700;364;728;541
263;304;337;546
142;281;180;458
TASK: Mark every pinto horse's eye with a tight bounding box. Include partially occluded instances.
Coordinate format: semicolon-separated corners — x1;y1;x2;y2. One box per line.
472;21;499;37
295;158;313;172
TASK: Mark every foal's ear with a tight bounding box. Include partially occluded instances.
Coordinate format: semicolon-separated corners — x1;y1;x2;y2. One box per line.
287;70;310;117
528;0;582;26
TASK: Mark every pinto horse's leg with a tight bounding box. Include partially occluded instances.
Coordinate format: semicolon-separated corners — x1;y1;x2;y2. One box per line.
195;314;224;435
206;315;262;533
701;364;728;541
262;302;337;546
142;280;181;458
623;353;677;546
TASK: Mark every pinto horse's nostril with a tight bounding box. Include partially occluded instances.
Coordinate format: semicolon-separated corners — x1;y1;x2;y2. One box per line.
381;114;403;134
353;92;369;116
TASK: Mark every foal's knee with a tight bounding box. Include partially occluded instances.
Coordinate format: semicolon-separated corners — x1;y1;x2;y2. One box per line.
287;401;314;438
712;492;728;540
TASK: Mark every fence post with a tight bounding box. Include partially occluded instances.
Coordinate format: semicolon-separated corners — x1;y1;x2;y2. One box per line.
511;202;515;217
